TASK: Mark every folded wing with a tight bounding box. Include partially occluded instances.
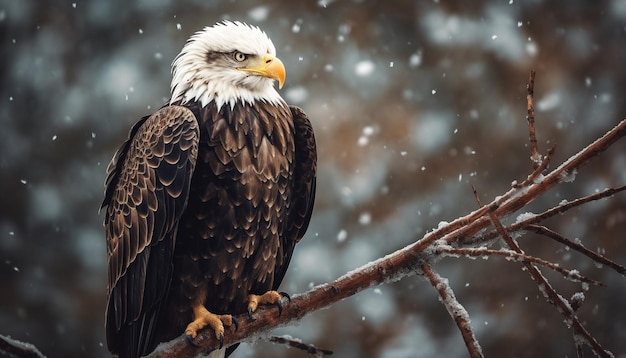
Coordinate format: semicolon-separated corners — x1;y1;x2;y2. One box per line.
102;106;199;358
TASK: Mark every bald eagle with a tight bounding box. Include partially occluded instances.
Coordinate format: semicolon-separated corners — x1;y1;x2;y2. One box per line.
102;21;317;358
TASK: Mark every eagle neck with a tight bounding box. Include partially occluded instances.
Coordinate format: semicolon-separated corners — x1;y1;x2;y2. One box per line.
169;77;285;111
182;98;295;165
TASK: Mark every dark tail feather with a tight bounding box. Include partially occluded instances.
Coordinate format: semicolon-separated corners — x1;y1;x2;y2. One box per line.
106;306;161;358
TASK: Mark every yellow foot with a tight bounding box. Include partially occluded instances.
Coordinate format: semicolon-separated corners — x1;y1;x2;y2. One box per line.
184;305;238;348
246;290;291;321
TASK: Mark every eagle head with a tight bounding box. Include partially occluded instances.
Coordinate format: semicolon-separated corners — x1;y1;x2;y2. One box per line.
170;21;286;109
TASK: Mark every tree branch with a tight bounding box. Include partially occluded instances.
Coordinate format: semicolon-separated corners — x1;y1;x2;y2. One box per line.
526;70;540;169
0;334;46;358
437;246;603;286
420;263;483;358
144;73;626;357
525;224;626;275
487;209;612;357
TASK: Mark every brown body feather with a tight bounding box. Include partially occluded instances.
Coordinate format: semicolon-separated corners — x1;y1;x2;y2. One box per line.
102;100;316;357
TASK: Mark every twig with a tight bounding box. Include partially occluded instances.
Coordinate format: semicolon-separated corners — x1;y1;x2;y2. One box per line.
421;263;483;358
460;121;626;249
437;247;603;286
527;70;540;169
269;335;333;355
473;186;626;246
517;145;555;187
527;185;626;224
471;185;626;276
487;211;612;357
530;185;626;223
525;224;626;276
0;334;46;358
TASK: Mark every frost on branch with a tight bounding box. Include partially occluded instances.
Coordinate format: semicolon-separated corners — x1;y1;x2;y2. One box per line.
0;334;45;358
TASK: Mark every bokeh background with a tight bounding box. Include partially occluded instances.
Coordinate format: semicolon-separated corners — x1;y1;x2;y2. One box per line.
1;1;625;357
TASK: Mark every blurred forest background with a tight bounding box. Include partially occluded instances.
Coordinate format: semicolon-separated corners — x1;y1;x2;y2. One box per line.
1;1;625;357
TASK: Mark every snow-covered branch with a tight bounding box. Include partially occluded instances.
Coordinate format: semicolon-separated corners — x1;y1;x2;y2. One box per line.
0;334;46;358
146;73;626;358
421;263;483;358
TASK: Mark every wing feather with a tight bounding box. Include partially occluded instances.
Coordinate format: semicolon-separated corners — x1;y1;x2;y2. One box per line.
102;105;199;358
273;106;317;288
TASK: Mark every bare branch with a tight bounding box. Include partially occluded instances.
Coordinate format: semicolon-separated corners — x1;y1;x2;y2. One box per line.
438;247;603;286
472;186;626;271
421;263;483;358
147;245;430;357
0;334;46;358
516;144;555;188
268;335;333;356
527;70;540;169
487;210;612;357
528;185;626;223
525;224;626;276
472;186;626;247
462;121;626;248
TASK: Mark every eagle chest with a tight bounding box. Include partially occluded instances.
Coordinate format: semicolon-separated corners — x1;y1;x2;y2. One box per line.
183;102;295;270
206;111;293;185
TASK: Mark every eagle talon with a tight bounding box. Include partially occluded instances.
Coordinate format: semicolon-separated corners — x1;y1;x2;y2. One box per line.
276;299;283;317
246;290;290;320
184;304;235;350
279;291;291;303
247;307;256;322
185;333;201;348
232;316;239;332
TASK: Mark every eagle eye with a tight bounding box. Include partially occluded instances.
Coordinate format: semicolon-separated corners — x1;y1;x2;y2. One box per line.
233;52;247;62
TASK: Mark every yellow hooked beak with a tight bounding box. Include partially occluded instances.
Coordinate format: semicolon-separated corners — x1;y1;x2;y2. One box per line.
238;54;286;89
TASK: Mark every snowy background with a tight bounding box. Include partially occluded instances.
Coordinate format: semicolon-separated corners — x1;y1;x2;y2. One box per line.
1;1;626;357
